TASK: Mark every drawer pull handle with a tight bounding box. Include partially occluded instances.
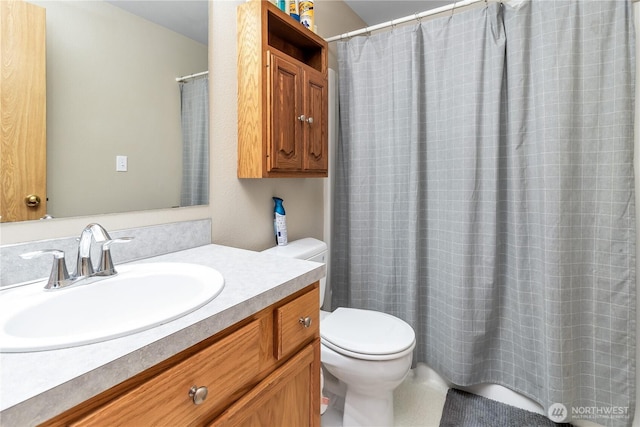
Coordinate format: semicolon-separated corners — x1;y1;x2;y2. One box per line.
188;385;209;405
299;316;312;328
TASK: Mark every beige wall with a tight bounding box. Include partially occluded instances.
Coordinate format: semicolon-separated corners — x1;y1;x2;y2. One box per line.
0;0;364;249
315;0;365;69
32;0;208;217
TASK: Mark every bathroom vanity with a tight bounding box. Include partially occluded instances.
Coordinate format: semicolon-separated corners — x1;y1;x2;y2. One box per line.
0;244;325;426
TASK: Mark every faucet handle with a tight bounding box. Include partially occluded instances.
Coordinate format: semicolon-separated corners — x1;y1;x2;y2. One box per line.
20;249;71;290
96;237;134;276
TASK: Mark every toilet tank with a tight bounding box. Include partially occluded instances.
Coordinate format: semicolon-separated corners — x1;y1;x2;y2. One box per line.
262;238;327;307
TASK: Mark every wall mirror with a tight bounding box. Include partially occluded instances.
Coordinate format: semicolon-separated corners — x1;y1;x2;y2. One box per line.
2;0;209;223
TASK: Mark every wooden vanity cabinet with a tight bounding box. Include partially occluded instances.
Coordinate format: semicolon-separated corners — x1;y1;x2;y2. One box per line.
237;0;328;178
42;284;321;427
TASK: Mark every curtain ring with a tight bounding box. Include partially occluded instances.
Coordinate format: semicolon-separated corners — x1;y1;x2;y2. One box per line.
356;25;370;38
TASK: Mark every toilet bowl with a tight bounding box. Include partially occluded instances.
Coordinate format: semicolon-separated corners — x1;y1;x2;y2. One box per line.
263;238;416;426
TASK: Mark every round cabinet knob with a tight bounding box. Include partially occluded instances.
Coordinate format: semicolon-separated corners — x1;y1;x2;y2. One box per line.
188;385;208;405
306;117;314;124
299;316;312;328
24;194;41;208
297;114;307;122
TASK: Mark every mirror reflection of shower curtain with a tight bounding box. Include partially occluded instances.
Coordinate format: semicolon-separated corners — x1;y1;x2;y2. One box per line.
179;77;209;206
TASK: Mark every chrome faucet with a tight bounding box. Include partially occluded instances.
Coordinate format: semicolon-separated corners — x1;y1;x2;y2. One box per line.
20;223;133;290
76;223;111;277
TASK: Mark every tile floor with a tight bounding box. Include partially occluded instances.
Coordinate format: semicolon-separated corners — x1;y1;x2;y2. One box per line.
322;367;605;427
394;366;448;427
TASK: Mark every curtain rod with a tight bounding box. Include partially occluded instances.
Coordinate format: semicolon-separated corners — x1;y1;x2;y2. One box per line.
176;70;208;82
327;0;640;42
325;0;487;43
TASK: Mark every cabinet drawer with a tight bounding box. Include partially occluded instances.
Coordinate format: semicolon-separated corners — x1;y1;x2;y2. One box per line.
70;320;262;426
274;287;319;359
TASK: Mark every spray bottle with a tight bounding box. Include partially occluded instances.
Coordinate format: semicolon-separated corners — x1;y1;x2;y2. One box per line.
273;197;288;246
299;0;314;30
288;0;300;21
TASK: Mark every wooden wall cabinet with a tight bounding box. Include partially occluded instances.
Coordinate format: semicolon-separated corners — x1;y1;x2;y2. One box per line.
237;0;328;178
43;285;321;427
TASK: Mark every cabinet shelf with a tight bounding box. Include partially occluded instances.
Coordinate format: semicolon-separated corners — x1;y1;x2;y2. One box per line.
266;10;325;72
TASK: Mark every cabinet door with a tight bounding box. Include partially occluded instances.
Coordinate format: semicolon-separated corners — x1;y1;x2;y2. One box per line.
1;0;47;222
210;341;320;427
302;68;328;172
268;52;302;172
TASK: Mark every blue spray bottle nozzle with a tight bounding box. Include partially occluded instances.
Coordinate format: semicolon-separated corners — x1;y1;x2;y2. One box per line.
273;197;285;215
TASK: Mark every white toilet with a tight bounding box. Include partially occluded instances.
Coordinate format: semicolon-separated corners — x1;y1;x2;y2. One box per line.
263;238;416;426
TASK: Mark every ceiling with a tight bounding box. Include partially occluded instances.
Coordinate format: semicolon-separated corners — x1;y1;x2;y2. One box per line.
106;0;457;45
343;1;456;26
106;1;209;45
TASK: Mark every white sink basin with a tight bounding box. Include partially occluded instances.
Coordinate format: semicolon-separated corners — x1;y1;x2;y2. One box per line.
0;262;224;352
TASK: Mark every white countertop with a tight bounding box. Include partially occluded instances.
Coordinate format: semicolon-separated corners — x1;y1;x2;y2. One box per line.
0;244;325;426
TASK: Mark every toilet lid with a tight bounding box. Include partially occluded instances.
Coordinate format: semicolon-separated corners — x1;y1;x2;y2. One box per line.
321;308;415;356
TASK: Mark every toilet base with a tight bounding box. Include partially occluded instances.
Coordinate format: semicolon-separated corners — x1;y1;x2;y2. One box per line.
322;368;395;427
321;406;344;427
321;342;413;427
343;389;394;426
320;388;394;427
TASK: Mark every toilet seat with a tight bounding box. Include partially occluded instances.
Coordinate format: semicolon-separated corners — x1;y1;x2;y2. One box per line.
321;308;416;361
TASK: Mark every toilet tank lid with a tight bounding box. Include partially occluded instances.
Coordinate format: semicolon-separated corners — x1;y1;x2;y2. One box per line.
262;238;327;260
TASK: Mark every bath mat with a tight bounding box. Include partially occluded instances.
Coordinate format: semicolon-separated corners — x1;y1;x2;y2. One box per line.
439;389;572;427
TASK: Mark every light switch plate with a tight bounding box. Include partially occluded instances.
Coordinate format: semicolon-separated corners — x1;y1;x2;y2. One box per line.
116;155;128;172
